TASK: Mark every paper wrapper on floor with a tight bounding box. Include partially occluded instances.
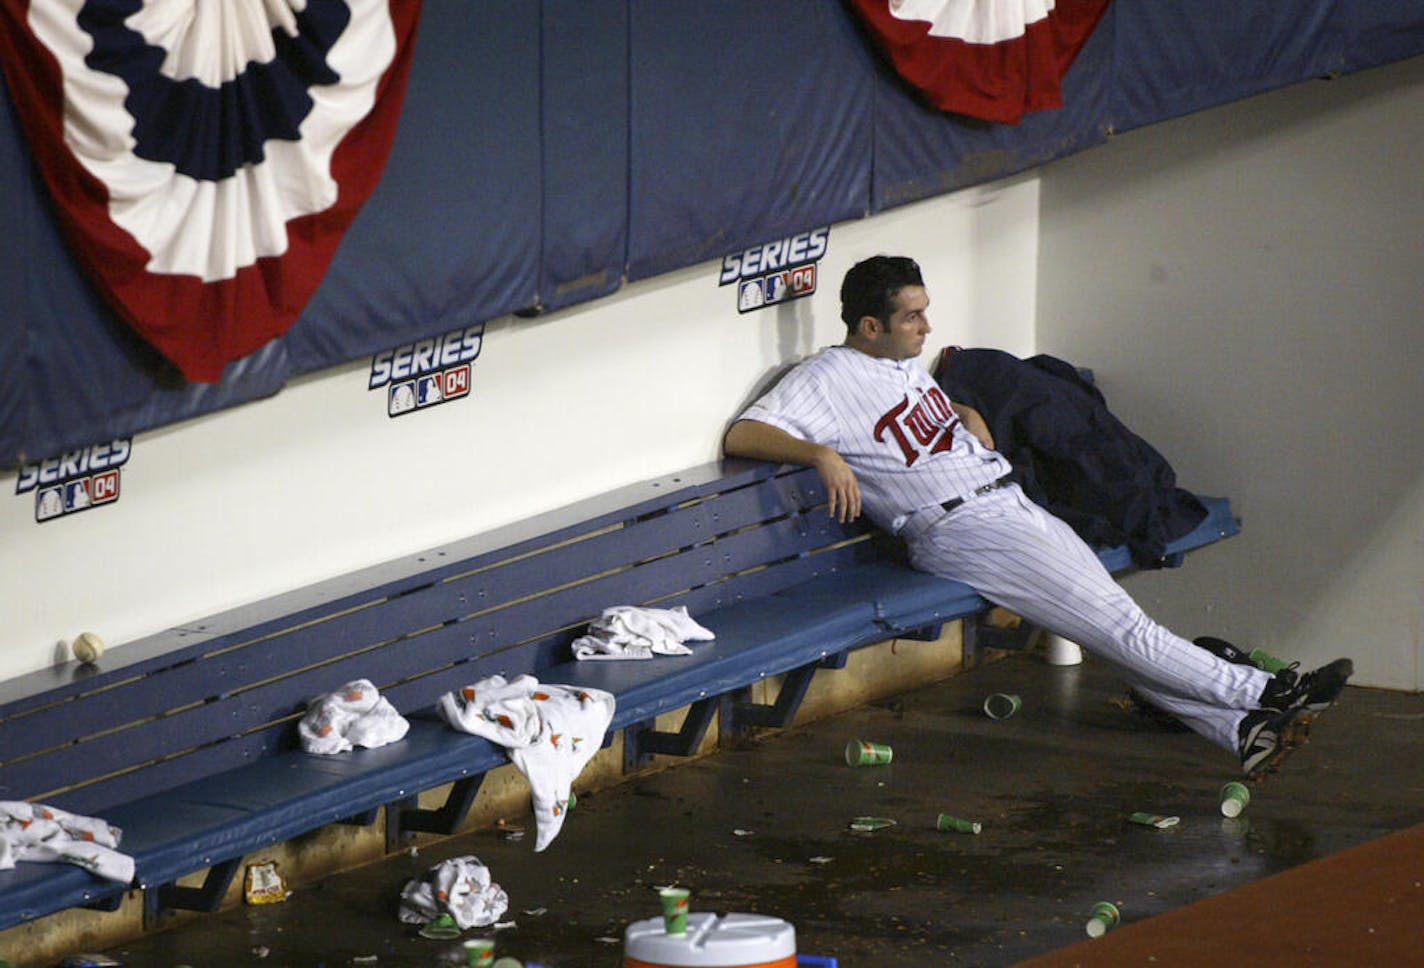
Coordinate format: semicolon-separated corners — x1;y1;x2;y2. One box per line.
298;678;411;754
398;855;508;930
439;674;616;850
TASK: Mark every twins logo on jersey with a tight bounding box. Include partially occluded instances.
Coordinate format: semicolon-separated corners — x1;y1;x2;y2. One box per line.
369;323;483;418
719;227;828;314
15;438;130;523
876;386;958;466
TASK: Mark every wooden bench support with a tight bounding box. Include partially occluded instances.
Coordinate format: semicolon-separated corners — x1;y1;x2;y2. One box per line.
143;858;243;929
623;696;719;771
720;661;820;742
386;774;487;850
962;614;1058;668
896;622;944;643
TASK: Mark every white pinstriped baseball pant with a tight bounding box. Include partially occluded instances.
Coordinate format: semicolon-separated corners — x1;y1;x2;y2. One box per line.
899;483;1271;752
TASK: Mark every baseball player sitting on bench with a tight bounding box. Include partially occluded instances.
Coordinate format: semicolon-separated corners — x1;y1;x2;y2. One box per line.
723;254;1353;780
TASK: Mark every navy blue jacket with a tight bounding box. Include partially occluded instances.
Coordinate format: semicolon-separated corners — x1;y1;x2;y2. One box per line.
933;347;1207;569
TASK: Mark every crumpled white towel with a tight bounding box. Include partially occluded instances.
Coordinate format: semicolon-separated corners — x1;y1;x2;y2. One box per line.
298;678;410;754
0;801;135;885
438;674;615;851
571;604;715;660
398;855;509;930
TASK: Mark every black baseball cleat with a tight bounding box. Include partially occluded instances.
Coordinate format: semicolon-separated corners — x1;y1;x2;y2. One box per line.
1258;657;1355;714
1238;706;1312;780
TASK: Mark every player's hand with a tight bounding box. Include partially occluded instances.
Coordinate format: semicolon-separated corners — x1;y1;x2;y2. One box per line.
813;449;862;523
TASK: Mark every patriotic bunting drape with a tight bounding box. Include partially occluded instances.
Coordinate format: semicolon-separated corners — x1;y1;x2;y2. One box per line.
0;0;422;382
850;0;1110;124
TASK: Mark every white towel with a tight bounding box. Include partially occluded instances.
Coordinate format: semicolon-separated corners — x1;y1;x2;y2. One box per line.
398;855;509;930
570;605;715;661
0;801;135;885
438;675;615;850
298;679;410;754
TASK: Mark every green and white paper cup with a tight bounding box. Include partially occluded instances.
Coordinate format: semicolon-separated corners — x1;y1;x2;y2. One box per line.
659;886;691;935
1085;901;1120;937
1220;781;1251;818
983;693;1022;720
936;813;982;834
462;938;496;967
845;738;893;766
1248;648;1291;674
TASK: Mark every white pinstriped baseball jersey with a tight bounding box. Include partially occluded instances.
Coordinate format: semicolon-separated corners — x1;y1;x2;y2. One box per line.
740;346;1011;533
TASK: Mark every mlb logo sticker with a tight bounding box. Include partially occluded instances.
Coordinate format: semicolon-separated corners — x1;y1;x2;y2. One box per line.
417;375;443;407
64;479;92;513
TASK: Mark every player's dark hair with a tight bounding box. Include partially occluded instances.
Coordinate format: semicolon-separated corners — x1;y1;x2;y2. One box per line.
840;256;924;332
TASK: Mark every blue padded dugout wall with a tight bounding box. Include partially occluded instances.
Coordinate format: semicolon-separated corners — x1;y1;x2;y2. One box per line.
289;2;542;372
3;0;1424;465
625;1;875;282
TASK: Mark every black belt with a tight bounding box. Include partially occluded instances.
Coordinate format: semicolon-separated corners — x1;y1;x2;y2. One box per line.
940;475;1013;513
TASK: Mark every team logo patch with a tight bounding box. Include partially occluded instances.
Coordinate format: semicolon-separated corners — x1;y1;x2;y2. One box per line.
719;227;829;314
369;323;483;417
15;438;131;523
0;0;423;382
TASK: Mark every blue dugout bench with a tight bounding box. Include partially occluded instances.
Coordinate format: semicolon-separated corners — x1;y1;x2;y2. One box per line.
0;459;1240;937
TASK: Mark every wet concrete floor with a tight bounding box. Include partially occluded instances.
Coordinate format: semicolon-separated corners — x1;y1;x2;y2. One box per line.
92;651;1423;967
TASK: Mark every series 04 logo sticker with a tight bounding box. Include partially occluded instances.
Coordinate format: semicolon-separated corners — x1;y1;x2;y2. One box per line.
15;439;130;523
369;323;483;417
719;226;829;313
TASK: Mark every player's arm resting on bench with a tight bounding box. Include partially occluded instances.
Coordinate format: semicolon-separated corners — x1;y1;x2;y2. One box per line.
724;418;862;523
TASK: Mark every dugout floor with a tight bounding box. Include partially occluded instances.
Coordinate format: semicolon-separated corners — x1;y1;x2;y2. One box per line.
87;648;1423;968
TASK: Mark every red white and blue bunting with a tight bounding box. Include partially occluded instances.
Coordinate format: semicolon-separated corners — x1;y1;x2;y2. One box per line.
0;0;421;381
850;0;1110;124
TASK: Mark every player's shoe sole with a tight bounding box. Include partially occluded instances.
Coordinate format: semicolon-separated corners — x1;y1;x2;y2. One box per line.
1240;707;1314;782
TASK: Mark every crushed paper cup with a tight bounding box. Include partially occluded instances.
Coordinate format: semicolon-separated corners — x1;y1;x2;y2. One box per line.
849;816;896;832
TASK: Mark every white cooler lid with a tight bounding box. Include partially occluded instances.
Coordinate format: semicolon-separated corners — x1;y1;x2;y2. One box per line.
624;912;796;967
